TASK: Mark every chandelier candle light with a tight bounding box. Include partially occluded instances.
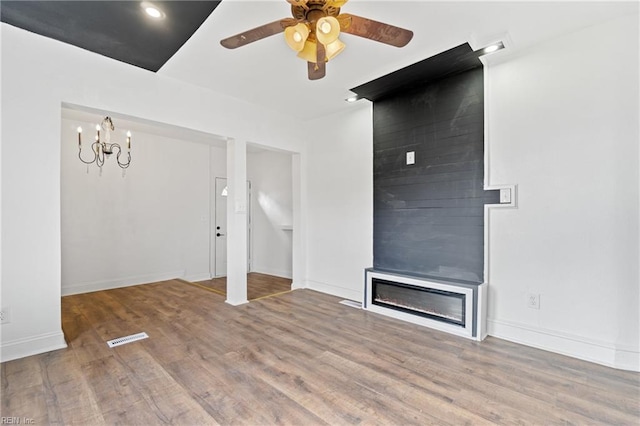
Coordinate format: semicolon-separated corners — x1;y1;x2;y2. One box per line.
77;116;131;171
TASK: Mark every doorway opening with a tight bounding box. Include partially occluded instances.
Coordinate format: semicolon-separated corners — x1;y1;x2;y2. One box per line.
212;177;252;277
198;146;295;300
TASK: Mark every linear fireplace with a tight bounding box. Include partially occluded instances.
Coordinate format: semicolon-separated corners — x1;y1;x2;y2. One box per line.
372;278;466;326
365;269;486;340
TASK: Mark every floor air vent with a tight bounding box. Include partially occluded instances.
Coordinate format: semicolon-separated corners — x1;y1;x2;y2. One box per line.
107;332;149;348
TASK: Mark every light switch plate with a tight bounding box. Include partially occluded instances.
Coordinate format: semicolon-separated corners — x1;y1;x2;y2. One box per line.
0;307;11;324
500;188;511;204
406;151;415;165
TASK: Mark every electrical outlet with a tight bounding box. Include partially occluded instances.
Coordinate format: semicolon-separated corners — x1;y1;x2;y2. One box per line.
0;306;11;324
527;293;540;310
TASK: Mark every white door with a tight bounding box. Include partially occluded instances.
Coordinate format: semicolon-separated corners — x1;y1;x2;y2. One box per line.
214;178;251;277
214;178;228;277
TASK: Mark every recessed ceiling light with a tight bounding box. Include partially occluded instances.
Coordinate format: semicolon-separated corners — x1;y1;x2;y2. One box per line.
346;96;359;103
480;41;505;55
484;45;499;53
145;7;162;18
141;2;165;19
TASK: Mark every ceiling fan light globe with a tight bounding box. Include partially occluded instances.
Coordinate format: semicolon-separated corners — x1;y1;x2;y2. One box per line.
325;0;349;7
325;38;346;61
319;22;331;34
284;23;310;52
297;40;317;63
316;16;340;46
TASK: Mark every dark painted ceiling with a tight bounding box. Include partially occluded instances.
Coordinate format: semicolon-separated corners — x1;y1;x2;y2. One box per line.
0;1;221;72
351;43;485;102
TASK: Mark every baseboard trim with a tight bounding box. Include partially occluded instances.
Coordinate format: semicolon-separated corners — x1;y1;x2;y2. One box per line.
184;273;212;283
488;318;639;372
305;280;362;303
225;299;249;306
61;270;186;296
1;331;67;363
291;280;306;290
251;267;293;280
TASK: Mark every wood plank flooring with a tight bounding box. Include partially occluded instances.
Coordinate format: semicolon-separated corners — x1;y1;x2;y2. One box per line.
2;279;639;425
194;272;292;300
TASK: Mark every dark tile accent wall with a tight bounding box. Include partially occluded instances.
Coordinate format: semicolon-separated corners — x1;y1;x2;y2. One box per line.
373;67;499;283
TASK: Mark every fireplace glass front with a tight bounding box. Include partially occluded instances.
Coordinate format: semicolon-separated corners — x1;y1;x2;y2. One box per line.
372;278;466;326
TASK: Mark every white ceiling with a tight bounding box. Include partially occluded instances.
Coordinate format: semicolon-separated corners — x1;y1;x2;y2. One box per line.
158;1;636;122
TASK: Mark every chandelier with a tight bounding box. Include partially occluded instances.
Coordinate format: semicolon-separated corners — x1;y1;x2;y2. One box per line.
77;116;131;169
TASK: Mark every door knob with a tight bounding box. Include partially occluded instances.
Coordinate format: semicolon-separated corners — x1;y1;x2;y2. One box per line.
217;233;225;237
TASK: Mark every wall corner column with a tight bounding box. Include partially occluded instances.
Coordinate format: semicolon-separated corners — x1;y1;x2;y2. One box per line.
291;153;306;290
225;138;248;305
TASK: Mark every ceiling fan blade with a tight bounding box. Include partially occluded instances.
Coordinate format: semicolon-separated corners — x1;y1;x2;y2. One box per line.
339;14;413;47
220;18;297;49
308;61;326;80
308;43;326;80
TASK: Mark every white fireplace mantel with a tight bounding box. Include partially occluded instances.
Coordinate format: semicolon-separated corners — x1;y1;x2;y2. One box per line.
364;269;487;341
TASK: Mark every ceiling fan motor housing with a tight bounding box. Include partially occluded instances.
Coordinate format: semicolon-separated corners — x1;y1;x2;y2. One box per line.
291;1;341;23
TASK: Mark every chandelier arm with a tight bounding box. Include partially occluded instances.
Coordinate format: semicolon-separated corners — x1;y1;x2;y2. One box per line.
96;143;105;167
112;144;131;169
117;154;131;169
78;146;98;165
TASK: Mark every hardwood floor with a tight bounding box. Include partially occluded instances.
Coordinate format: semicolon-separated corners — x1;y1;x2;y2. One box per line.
194;272;292;300
2;279;639;425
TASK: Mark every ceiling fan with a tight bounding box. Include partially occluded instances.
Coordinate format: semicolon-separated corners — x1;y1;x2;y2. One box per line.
220;0;413;80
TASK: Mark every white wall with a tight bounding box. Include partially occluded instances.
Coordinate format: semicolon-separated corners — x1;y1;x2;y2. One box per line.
247;149;293;279
60;116;227;295
301;15;639;370
485;14;639;370
0;24;303;362
304;105;374;301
